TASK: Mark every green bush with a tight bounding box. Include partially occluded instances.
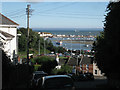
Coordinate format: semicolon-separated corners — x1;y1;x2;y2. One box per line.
34;64;41;71
33;56;54;64
32;56;58;74
52;65;72;75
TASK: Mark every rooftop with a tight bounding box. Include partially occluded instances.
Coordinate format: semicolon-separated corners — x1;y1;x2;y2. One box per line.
80;57;92;65
0;30;14;39
0;13;19;26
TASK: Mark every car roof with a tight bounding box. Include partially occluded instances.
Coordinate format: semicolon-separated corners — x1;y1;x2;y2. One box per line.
43;75;71;80
33;71;47;75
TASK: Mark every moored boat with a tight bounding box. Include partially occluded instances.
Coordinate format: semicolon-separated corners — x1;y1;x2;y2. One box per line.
56;40;62;45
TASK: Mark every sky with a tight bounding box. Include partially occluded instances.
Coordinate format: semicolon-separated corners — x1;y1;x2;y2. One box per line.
1;1;109;29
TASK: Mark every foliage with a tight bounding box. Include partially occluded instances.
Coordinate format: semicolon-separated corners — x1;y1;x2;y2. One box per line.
92;32;106;73
34;64;41;71
18;28;44;52
93;2;120;78
2;49;12;88
2;50;34;88
32;56;58;74
33;56;54;64
52;65;72;75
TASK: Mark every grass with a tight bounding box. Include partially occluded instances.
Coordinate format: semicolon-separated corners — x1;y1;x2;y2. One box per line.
18;51;27;59
18;48;51;59
59;56;68;59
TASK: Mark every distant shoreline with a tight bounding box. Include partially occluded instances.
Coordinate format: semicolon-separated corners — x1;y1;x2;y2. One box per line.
53;40;94;44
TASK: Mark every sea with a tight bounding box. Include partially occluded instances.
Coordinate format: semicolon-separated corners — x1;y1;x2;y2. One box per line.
33;28;102;51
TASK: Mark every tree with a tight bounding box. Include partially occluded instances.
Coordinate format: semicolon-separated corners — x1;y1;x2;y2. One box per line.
2;49;34;88
93;1;120;87
17;28;27;51
93;32;106;73
2;49;12;88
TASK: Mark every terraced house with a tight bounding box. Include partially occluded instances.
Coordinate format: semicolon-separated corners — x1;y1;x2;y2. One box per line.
76;56;105;77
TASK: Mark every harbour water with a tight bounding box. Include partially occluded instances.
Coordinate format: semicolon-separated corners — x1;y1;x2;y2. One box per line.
34;28;102;51
50;37;94;50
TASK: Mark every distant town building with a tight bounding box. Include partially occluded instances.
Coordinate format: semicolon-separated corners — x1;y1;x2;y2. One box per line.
38;32;53;37
0;13;19;61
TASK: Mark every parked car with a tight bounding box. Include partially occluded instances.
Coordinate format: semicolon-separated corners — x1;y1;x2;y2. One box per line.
78;73;94;81
31;71;48;88
84;73;94;80
37;75;75;90
68;73;94;81
67;73;77;81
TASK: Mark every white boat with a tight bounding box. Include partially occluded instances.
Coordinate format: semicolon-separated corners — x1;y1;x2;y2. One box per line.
84;44;89;47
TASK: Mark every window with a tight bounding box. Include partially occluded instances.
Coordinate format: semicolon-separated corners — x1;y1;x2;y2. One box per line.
95;70;97;74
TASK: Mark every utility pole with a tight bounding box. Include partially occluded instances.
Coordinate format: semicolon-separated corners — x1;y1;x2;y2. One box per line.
26;5;33;64
26;4;30;65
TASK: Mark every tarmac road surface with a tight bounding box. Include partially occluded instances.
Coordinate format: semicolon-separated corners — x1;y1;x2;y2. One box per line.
74;79;108;89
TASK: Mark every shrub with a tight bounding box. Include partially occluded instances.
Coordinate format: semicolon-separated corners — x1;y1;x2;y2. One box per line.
33;56;54;64
32;56;58;74
52;65;72;75
34;64;41;71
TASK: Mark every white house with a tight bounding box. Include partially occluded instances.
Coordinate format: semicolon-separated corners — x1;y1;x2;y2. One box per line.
0;13;19;61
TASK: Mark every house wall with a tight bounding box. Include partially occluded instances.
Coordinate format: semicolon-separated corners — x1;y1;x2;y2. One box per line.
0;26;17;61
76;64;93;74
93;62;105;76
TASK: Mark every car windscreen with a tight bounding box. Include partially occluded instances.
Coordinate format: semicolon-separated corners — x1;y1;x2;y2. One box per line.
44;77;73;89
34;74;47;79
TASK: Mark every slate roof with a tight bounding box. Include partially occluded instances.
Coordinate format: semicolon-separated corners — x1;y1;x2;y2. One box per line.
0;13;19;26
80;57;92;65
0;30;14;39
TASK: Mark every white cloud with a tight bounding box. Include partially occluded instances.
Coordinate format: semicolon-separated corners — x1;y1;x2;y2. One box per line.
1;0;111;2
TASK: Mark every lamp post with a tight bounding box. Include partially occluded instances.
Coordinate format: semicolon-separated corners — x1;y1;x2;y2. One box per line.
44;37;47;55
79;38;81;55
39;39;40;55
67;38;72;57
71;38;72;57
